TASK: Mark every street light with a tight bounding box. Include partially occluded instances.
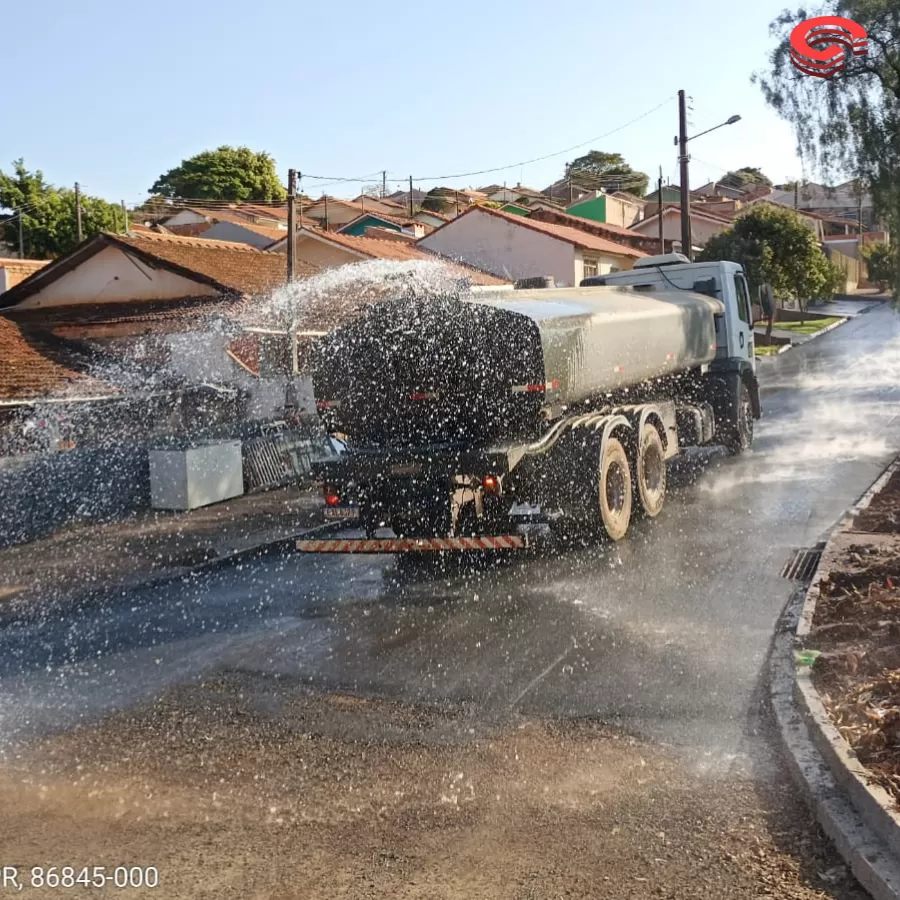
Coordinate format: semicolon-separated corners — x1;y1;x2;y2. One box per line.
675;90;741;261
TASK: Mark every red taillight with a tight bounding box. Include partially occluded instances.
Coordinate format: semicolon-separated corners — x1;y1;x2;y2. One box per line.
482;475;500;494
324;492;341;506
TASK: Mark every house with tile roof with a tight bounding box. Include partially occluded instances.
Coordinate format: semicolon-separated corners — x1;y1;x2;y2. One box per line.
0;259;51;294
199;219;289;249
265;228;509;289
301;196;409;231
416;205;647;286
337;211;429;239
526;208;673;255
0;231;306;313
565;191;645;228
0;231;332;448
626;205;735;253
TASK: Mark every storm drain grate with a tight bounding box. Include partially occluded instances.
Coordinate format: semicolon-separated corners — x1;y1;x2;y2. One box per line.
780;544;825;582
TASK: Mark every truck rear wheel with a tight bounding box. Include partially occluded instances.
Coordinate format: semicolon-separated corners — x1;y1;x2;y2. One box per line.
636;426;666;518
597;437;632;541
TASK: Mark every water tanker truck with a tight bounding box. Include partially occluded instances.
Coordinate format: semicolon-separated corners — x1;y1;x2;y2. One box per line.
297;254;762;553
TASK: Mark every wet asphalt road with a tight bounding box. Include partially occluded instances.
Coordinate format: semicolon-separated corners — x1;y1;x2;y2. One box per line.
2;302;899;766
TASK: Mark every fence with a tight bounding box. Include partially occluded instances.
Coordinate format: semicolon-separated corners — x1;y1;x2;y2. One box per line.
242;423;328;492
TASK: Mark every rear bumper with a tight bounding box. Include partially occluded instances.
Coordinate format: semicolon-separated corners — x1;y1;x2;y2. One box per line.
296;535;529;553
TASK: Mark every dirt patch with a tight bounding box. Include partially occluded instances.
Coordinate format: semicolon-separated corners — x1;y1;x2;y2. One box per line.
0;675;866;899
854;469;900;533
810;469;900;807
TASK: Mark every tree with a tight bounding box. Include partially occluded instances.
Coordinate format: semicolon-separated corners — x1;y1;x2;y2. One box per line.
862;240;895;292
150;146;286;202
720;167;774;189
0;159;125;259
421;188;453;214
564;151;649;197
755;0;900;296
699;204;843;320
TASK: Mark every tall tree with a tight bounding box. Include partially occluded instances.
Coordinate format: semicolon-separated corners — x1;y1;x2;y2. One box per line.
150;146;286;202
720;167;774;189
564;151;649;197
755;1;900;293
699;204;844;318
0;159;124;259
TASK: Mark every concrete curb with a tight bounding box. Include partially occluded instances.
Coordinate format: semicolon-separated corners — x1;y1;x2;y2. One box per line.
770;458;900;900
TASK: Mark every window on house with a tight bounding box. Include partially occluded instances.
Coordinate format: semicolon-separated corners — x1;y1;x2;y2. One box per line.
609;267;620;274
583;261;599;279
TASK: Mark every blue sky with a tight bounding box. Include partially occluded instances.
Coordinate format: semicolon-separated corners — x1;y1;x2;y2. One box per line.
3;0;810;205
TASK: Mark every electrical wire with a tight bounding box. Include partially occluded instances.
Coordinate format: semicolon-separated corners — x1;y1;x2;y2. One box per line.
296;96;674;186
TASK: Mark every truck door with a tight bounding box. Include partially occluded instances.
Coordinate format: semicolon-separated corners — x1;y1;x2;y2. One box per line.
732;272;755;364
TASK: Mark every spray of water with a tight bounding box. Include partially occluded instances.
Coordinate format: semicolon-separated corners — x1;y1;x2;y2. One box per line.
257;258;491;334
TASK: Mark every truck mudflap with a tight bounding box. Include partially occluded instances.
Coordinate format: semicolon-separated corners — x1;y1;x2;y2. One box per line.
296;535;529;553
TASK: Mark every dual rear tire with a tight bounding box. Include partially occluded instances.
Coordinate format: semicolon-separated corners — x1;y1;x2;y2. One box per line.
554;425;666;544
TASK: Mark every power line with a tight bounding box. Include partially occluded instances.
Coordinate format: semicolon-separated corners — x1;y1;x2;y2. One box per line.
413;97;674;181
297;96;674;186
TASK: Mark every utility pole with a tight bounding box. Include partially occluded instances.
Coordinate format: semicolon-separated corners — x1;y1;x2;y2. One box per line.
324;194;329;231
658;166;665;254
75;182;83;243
121;200;128;231
17;209;24;258
409;176;414;217
856;185;862;250
113;206;119;232
382;170;387;199
677;90;691;261
287;168;296;283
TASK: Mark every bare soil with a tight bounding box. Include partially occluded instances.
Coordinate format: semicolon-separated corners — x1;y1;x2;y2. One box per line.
811;466;900;806
0;675;866;900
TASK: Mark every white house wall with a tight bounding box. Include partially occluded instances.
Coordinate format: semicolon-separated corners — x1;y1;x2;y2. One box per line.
418;210;576;285
631;212;727;248
574;252;630;283
162;210;210;227
15;245;219;309
203;221;276;249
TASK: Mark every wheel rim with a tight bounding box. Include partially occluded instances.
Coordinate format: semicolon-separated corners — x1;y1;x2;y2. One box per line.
639;435;666;516
606;460;627;513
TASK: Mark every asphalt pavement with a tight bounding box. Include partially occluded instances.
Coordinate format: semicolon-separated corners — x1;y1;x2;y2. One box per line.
2;300;899;773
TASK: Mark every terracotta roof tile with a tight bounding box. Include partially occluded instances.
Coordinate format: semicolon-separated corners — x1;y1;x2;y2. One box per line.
0;316;114;400
0;259;51;290
291;230;509;285
0;232;319;311
111;231;314;295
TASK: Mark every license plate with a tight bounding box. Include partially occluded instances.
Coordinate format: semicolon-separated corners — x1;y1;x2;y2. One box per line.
390;463;423;475
324;507;360;520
